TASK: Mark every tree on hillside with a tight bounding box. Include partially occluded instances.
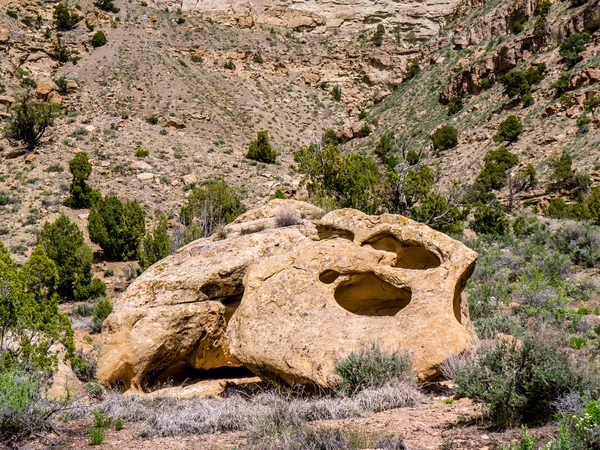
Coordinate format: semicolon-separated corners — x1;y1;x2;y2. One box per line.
0;242;75;373
138;215;171;271
180;180;246;237
246;130;277;164
38;214;105;301
64;152;100;208
372;24;385;47
294;139;381;213
88;194;146;260
4;95;57;150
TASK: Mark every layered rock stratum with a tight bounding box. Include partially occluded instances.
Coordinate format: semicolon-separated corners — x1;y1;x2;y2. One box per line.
152;0;460;40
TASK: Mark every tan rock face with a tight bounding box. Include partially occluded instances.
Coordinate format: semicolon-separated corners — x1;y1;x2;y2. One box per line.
96;203;319;392
35;76;59;99
157;0;459;41
97;201;478;392
228;209;478;386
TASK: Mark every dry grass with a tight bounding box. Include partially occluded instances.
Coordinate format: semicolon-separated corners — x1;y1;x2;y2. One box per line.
88;382;424;439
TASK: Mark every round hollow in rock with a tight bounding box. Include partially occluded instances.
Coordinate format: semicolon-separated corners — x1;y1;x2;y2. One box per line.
334;273;412;316
362;233;441;269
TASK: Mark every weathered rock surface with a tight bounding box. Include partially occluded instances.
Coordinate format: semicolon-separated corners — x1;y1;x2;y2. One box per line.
96;202;320;391
97;200;478;392
228;209;478;386
154;0;460;41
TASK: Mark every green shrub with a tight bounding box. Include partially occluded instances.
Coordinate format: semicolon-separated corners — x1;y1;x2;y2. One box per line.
176;16;185;24
74;277;106;302
447;95;463;116
135;147;149;157
0;243;77;375
138;215;171;271
480;77;492;89
403;60;420;82
39;214;104;301
522;92;534;107
91;30;107;48
73;303;94;317
536;0;551;15
145;116;159;125
357;122;371;137
471;202;508;236
431;125;458;150
454;333;593;427
53;3;80;30
114;417;124;431
331;84;342;101
560;31;590;68
0;370;55;440
91;298;113;333
552;72;572;97
4;95;58;150
493;115;522;143
549;150;590;196
94;0;120;13
547;399;600;450
584;94;600;112
223;59;235;70
474;146;518;193
88;194;146;260
180;180;245;236
502;427;537;450
272;189;286;199
372;24;385;47
89;427;105;445
64;152;100;209
334;344;414;395
246;130;276;164
52;38;71;63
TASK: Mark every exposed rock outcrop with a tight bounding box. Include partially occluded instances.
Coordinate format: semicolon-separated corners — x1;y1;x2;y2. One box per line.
96;202;321;392
153;0;461;41
97;200;478;392
228;209;478;387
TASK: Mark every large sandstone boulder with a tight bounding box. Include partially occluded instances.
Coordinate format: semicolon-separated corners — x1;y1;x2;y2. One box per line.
96;204;319;392
97;200;478;392
227;209;478;387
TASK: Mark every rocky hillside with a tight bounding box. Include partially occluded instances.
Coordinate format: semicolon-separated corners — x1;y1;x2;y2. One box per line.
0;0;599;262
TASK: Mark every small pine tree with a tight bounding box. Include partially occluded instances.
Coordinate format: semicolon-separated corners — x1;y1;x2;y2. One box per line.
88;195;146;260
138;215;171;271
53;3;80;31
91;30;107;48
474;146;519;193
180;180;245;236
471;201;508;236
447;96;463;116
493;115;522;143
38;214;105;301
94;0;120;13
64;152;100;208
4;95;57;150
246;130;277;164
431;125;458;150
372;24;385;47
559;31;590;68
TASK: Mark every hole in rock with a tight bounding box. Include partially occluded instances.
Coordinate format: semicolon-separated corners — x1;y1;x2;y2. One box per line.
334;273;411;316
221;294;243;323
362;233;441;269
150;362;255;390
319;270;340;284
316;225;355;241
